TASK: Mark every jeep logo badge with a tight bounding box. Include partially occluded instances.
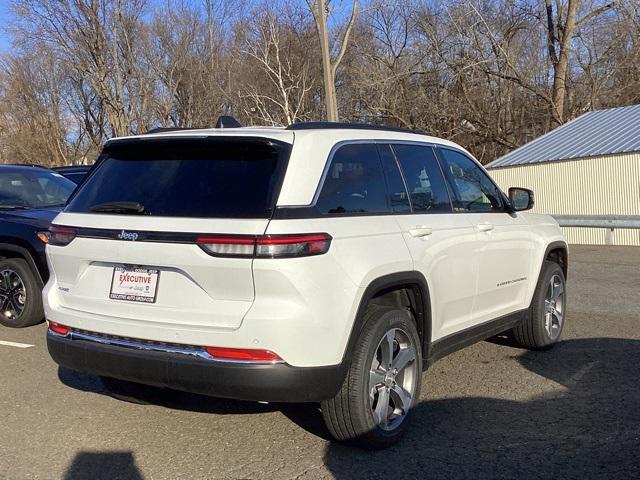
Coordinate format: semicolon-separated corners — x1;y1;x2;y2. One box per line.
117;230;139;241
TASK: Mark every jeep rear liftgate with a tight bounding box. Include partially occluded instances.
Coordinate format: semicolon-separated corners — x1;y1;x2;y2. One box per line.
45;137;291;332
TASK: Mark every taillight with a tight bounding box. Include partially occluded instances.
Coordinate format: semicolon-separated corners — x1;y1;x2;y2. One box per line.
47;225;77;246
205;346;283;363
196;233;332;258
256;233;332;258
48;321;70;336
195;236;256;258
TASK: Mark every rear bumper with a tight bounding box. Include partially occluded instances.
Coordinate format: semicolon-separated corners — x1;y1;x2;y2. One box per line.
47;331;346;403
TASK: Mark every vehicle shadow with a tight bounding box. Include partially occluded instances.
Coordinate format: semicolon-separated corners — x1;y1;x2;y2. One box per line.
57;366;278;416
64;451;143;480
322;337;640;479
58;365;334;439
56;338;640;477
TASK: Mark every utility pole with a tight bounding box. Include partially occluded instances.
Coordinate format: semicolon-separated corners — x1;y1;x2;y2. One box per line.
316;0;339;122
307;0;357;122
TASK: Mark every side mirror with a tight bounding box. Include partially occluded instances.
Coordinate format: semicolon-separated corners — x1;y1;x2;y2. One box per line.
508;187;534;211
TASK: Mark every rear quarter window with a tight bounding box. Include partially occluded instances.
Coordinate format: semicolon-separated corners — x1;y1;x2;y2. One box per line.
66;138;290;218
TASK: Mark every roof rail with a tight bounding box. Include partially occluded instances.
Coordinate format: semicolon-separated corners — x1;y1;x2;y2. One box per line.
285;122;426;135
2;163;50;169
52;165;92;171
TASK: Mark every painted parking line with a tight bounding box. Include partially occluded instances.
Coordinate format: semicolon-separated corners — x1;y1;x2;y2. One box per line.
0;340;35;349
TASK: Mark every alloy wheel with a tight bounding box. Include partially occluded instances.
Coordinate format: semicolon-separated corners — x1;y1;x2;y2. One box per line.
544;274;565;340
0;268;26;320
368;328;418;431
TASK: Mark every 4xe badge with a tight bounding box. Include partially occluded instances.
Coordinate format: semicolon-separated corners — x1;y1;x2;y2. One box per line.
117;230;139;241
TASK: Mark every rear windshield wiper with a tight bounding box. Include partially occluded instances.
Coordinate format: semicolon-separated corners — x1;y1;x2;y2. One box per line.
89;201;146;215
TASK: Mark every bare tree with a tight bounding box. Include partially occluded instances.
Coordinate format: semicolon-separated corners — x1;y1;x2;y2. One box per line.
306;0;358;121
1;0;638;166
241;14;314;125
544;0;616;125
0;51;74;165
12;0;153;137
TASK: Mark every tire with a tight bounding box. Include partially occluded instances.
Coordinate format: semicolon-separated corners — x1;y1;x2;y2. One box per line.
321;306;423;449
512;261;566;349
0;258;44;328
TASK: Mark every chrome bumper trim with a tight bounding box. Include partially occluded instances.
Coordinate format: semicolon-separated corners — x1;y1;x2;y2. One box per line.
49;329;284;365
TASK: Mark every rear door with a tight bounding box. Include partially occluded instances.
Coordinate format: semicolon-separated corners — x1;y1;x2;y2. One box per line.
436;147;534;323
387;144;480;340
47;136;290;331
263;142;412;362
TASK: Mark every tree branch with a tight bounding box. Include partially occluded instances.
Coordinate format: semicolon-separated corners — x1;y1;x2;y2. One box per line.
331;0;358;74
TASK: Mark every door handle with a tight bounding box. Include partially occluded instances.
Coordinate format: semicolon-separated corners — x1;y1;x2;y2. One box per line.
408;226;433;237
476;223;494;232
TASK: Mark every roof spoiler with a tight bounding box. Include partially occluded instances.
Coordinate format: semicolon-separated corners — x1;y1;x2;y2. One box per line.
146;116;242;134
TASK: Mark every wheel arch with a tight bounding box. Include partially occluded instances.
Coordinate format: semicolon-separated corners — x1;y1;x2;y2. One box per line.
341;271;432;369
544;241;568;279
524;240;568;311
0;242;45;286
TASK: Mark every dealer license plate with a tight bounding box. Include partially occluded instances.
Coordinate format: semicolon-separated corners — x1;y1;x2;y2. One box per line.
109;266;160;303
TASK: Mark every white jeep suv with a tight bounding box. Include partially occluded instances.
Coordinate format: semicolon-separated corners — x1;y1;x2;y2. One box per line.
43;121;567;448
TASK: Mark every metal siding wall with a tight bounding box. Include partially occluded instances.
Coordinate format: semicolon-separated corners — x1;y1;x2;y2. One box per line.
488;152;640;245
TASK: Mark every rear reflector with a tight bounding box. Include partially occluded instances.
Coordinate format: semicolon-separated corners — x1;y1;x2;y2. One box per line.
48;321;70;336
47;225;77;246
196;233;331;258
205;346;283;363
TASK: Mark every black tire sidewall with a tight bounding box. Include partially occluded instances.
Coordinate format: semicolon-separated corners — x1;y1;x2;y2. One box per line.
0;258;44;328
352;307;423;446
531;261;566;348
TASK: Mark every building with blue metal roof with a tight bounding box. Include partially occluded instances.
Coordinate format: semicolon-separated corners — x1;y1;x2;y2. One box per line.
487;104;640;168
486;104;640;246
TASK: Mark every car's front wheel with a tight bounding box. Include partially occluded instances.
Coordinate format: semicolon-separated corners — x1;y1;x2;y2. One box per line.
512;260;566;349
321;306;422;449
0;258;44;328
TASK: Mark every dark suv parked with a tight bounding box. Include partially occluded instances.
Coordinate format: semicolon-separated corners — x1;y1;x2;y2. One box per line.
52;165;92;185
0;164;76;327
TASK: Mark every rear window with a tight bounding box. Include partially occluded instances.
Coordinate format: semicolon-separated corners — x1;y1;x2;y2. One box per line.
315;143;389;215
66;138;290;218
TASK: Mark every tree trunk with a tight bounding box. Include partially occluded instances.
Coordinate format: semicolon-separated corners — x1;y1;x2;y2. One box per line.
317;0;339;121
549;0;579;127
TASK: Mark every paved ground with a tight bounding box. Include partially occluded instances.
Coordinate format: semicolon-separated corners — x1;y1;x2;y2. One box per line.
1;245;639;479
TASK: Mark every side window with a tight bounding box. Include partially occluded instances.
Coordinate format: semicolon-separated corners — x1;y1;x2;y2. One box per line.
392;144;452;213
438;148;503;212
378;144;411;213
316;143;389;215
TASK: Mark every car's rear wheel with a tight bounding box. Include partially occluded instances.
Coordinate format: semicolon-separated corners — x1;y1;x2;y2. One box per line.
321;306;422;449
0;258;43;328
512;261;566;349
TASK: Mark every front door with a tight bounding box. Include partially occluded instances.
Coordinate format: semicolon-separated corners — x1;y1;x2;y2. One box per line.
437;147;534;324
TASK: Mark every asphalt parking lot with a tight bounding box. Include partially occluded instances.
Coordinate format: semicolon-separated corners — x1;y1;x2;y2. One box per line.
1;245;639;479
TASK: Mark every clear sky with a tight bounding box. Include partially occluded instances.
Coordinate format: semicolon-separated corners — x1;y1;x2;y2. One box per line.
0;0;12;52
0;0;352;54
